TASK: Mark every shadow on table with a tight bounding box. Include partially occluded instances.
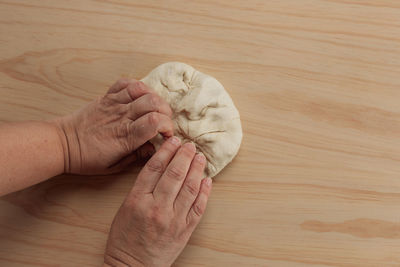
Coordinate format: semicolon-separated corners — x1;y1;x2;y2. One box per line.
0;160;148;232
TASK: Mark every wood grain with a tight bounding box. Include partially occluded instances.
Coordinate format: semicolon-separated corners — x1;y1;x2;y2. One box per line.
1;0;400;266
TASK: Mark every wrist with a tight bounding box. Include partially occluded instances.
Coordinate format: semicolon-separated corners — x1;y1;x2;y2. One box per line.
51;116;80;174
104;253;145;267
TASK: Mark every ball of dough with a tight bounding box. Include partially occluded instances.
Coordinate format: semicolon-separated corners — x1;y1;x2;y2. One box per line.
141;62;242;177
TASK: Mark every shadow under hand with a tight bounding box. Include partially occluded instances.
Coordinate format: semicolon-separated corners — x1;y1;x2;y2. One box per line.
0;160;147;233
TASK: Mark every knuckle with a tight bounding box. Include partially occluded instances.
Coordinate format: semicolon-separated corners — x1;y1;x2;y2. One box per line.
117;78;128;87
132;80;146;91
115;103;127;116
127;121;138;145
100;94;114;105
149;94;160;110
117;122;130;137
184;181;199;197
126;79;137;86
126;80;146;98
193;203;205;217
146;158;165;174
128;103;137;117
166;165;186;180
147;112;160;127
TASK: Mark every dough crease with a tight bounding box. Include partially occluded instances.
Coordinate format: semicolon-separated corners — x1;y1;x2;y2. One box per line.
141;62;242;177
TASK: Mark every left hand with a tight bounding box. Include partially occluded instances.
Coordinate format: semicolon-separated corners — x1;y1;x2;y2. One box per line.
54;78;174;175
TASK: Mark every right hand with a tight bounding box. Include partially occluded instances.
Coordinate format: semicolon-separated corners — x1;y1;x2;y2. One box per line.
104;137;212;267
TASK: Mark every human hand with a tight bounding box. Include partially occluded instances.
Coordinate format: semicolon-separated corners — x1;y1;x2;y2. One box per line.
104;137;212;267
54;79;173;175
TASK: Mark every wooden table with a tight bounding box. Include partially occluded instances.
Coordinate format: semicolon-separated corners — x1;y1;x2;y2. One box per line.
1;1;400;266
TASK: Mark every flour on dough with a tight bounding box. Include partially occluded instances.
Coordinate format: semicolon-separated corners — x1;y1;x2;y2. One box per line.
141;62;242;177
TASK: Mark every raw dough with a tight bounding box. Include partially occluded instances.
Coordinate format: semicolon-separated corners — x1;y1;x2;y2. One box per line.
141;62;242;177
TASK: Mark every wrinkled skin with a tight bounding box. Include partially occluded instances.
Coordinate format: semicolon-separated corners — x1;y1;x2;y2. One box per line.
54;78;212;266
0;77;212;266
104;137;212;267
55;78;174;175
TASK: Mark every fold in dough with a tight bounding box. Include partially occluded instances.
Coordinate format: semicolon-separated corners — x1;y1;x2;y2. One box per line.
141;62;242;177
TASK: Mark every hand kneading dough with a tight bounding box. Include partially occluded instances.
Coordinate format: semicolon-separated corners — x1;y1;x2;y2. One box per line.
141;62;242;177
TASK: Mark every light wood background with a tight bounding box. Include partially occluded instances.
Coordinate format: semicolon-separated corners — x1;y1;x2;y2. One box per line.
1;0;400;266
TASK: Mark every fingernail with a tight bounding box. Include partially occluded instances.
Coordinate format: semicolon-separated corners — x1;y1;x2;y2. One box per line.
169;136;181;145
195;153;206;163
205;177;212;187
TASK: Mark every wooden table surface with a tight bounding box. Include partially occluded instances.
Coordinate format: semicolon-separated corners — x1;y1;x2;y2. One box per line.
1;0;400;266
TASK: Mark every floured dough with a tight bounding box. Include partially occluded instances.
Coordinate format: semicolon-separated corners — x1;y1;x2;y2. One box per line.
141;62;242;177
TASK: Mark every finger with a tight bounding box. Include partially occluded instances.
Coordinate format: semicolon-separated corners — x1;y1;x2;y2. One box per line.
107;78;131;94
127;93;172;121
133;136;181;193
110;80;150;104
106;143;155;173
186;177;212;229
153;142;196;204
128;112;174;150
174;153;206;216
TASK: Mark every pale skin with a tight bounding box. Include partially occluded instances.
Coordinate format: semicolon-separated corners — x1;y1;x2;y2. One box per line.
0;79;212;267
